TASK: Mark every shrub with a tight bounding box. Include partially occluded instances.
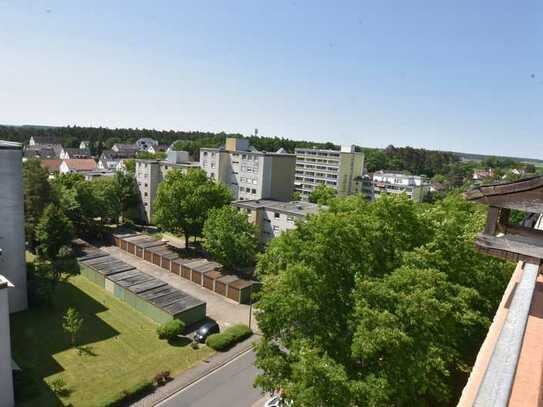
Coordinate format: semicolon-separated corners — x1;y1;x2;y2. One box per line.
50;377;70;398
153;371;171;386
156;319;185;340
206;324;253;351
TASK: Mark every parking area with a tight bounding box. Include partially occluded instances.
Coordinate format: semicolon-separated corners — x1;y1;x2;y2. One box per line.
100;244;259;332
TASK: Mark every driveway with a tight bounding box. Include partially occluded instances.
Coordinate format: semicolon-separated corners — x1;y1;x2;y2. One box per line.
100;245;259;332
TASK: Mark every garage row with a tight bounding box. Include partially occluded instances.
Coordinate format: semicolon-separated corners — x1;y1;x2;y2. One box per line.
111;232;255;304
73;239;206;326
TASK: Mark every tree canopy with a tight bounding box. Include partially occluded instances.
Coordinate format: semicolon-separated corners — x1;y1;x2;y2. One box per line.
308;184;336;206
153;169;231;245
203;206;258;269
23;159;54;250
254;194;511;406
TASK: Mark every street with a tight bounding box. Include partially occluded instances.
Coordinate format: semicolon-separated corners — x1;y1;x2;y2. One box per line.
157;349;263;407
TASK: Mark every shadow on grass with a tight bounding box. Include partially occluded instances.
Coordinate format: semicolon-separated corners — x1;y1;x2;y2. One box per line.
10;279;120;405
77;345;98;357
167;337;192;347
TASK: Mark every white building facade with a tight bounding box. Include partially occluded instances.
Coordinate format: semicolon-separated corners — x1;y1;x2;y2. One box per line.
372;171;430;202
200;138;296;202
294;145;365;199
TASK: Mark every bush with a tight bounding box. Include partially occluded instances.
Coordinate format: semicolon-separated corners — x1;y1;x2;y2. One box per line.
206;324;253;351
100;380;154;407
153;371;171;386
156;319;185;340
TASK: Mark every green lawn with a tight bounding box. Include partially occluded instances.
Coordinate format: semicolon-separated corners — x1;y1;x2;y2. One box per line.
11;275;214;407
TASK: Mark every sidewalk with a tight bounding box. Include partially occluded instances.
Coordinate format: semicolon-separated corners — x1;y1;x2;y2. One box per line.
134;336;260;406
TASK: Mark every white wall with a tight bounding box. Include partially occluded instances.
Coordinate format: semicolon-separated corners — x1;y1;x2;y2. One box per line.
0;146;28;313
0;280;14;407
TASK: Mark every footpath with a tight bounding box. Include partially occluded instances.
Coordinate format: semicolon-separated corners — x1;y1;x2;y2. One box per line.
133;336;259;406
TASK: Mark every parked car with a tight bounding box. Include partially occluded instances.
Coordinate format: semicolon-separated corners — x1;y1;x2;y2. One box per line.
194;321;220;343
264;395;293;407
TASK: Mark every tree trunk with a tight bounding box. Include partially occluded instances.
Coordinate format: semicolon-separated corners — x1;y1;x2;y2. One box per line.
184;233;190;249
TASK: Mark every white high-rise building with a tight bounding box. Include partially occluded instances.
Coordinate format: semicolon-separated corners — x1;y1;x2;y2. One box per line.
294;145;365;199
200;138;296;202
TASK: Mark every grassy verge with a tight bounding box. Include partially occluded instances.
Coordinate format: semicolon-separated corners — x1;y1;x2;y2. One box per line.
11;274;213;407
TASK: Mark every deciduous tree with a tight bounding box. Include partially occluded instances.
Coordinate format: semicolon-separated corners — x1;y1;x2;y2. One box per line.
203;206;257;269
153;169;231;246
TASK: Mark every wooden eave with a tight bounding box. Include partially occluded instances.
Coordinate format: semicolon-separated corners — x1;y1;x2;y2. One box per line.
464;176;543;212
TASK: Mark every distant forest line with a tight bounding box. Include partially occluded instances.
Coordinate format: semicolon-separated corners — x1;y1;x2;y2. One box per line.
2;124;538;177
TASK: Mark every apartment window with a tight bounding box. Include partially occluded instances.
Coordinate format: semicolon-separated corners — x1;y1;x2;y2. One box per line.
252;179;257;185
272;225;279;232
274;212;280;219
287;216;294;222
251;188;256;194
246;209;252;214
144;192;148;197
203;151;208;156
246;187;251;192
241;165;247;171
144;183;148;187
211;152;215;157
242;154;247;159
211;163;215;169
239;186;244;192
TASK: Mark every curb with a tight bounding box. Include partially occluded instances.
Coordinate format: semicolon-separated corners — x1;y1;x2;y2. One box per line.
151;339;259;406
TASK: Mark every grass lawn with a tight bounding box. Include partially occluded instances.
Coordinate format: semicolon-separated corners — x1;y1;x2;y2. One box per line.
11;274;214;407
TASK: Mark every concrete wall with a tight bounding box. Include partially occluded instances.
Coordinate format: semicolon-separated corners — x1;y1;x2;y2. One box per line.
0;143;28;313
0;278;14;407
268;155;296;201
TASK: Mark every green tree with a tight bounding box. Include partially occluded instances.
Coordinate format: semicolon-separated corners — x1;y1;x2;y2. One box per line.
203;206;258;269
291;191;302;201
254;194;511;406
156;319;185;341
153;169;231;246
113;171;138;222
23;159;54;250
35;204;75;291
308;184;336;205
36;204;74;262
62;307;84;347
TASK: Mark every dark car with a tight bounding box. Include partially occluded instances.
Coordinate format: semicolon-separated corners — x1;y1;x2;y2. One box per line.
194;321;220;343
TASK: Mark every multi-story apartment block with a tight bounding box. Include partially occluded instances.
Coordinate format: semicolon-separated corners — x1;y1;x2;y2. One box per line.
233;199;320;244
294;145;364;199
200;138;296;202
372;171;430;202
136;151;199;223
0;275;14;407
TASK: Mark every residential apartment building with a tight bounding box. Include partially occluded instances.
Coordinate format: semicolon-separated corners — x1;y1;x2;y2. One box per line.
200;138;296;202
0;276;14;407
136;151;199;223
294;145;364;199
233;199;320;244
372;171;430;202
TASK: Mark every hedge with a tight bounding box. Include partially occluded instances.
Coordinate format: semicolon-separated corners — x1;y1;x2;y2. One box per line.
157;319;185;340
206;324;253;351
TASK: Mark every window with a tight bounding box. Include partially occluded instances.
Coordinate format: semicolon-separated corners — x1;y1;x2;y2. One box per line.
287;216;294;222
144;192;148;197
211;163;215;169
246;209;252;214
252;179;257;185
203;151;208;156
144;183;148;187
251;188;256;194
272;225;279;232
274;212;280;219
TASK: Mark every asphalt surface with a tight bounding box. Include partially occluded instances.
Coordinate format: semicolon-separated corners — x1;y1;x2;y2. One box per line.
157;349;263;407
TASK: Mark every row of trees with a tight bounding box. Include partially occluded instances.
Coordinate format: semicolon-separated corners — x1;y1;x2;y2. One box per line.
254;193;512;406
23;160;139;300
153;169;258;269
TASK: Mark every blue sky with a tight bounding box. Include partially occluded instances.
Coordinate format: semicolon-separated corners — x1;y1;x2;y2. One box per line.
1;1;541;157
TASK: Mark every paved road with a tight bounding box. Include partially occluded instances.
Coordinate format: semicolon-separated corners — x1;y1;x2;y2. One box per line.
157;349;263;407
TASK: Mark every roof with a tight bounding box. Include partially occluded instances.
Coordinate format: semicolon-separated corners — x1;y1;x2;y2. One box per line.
63;147;90;157
232;199;321;217
0;140;22;150
217;275;240;285
30;134;62;145
82;256;136;275
112;143;139;154
62;159;97;171
228;279;254;290
41;159;62;172
200;146;294;157
204;270;223;280
464;176;543;212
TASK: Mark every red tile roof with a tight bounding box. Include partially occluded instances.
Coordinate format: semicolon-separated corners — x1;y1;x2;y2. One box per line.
63;159;97;171
40;159;62;172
